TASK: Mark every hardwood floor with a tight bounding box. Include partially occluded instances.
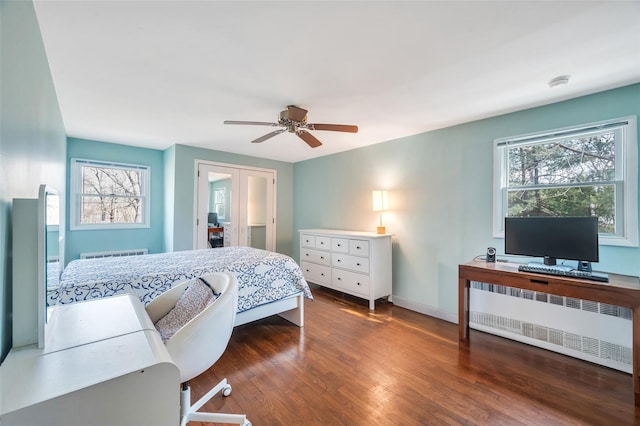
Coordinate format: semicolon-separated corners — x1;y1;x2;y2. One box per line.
189;286;640;425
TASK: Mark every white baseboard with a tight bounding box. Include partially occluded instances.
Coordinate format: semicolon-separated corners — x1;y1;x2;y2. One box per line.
392;295;457;324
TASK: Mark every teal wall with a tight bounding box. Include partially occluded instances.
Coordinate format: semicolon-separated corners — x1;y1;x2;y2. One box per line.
163;145;176;252
168;145;295;255
294;84;640;318
65;138;166;262
0;1;67;360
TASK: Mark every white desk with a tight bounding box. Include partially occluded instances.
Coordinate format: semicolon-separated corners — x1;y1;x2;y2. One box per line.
0;295;180;426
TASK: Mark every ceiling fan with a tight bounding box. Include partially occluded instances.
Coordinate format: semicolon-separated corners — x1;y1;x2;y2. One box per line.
224;105;358;148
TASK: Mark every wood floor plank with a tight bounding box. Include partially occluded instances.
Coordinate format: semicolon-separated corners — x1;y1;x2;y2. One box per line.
187;286;640;425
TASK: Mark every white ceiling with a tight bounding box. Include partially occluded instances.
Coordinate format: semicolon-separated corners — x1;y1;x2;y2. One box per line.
33;1;640;163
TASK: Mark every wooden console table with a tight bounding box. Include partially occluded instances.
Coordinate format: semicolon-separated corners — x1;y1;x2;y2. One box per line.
458;260;640;405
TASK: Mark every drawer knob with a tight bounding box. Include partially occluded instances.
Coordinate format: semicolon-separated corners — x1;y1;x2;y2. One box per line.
321;273;324;276
320;256;324;259
337;243;342;247
356;263;361;266
338;277;341;281
305;253;309;256
356;246;361;249
357;282;361;286
337;259;341;262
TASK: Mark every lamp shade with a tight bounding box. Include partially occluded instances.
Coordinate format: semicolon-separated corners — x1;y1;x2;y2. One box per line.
372;190;388;212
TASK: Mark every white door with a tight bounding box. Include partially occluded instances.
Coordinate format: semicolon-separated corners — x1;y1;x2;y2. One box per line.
239;169;275;251
195;162;276;251
196;163;239;249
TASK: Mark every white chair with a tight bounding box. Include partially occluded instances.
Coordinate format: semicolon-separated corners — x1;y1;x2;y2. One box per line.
145;272;251;426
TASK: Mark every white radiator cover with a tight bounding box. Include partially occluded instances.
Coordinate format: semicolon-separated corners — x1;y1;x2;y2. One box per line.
80;249;148;259
469;281;632;373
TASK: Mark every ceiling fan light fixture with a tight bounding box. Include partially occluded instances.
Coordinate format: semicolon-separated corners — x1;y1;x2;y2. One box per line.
548;75;570;88
224;105;357;148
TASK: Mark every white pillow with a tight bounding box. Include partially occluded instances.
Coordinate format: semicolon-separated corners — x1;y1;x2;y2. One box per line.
154;278;217;343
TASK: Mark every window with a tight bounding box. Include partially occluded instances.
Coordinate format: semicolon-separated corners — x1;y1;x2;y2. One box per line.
493;116;638;247
70;159;150;230
213;188;225;219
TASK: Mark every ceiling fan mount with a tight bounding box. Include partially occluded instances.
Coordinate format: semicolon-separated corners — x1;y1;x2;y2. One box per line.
224;105;358;148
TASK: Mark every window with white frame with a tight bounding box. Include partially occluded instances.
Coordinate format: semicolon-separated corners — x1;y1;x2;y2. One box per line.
70;159;150;230
493;116;638;247
213;188;225;219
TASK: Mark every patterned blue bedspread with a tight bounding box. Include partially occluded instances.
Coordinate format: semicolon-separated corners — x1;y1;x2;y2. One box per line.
49;247;312;313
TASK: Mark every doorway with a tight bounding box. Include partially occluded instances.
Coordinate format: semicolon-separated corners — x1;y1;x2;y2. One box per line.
195;161;276;251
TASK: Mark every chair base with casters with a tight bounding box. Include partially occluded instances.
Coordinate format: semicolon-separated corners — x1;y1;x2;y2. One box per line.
180;378;249;426
146;272;251;426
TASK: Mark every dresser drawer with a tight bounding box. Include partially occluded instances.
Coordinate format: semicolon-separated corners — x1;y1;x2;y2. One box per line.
300;234;316;248
331;253;369;273
349;240;369;256
301;261;331;285
300;248;330;266
332;269;370;297
315;236;331;250
331;238;349;253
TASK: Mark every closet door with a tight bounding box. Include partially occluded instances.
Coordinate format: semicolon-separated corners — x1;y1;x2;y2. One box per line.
195;162;276;252
196;163;239;249
239;169;275;252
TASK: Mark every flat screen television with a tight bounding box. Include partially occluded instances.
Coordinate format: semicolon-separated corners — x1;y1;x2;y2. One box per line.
504;216;599;266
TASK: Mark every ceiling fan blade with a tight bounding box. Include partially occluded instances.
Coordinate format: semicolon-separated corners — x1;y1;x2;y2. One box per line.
224;120;280;127
252;129;286;144
286;105;308;122
306;123;358;133
296;130;323;148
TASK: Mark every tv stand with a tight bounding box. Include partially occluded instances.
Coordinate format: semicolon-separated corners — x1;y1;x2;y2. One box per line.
458;260;640;405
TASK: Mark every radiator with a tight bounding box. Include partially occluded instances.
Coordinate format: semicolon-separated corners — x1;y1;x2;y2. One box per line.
80;249;148;259
470;281;632;373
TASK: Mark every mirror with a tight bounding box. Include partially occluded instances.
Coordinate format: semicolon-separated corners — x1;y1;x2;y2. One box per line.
246;175;267;250
45;190;60;291
38;185;60;348
208;173;232;248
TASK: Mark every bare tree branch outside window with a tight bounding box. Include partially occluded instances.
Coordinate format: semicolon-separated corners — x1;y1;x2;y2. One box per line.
80;165;144;224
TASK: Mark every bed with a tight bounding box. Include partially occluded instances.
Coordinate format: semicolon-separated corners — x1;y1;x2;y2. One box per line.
48;246;312;327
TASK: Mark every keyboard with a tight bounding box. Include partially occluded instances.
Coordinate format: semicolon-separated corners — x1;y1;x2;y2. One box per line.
518;264;609;282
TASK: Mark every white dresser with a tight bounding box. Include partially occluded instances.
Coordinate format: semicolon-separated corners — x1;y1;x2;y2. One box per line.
299;229;392;310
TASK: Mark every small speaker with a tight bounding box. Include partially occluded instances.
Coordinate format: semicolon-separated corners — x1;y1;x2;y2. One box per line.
577;261;592;272
486;247;496;263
